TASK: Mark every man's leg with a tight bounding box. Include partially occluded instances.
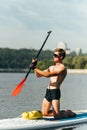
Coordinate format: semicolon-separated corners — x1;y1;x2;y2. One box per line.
52;99;60;118
42;98;53;116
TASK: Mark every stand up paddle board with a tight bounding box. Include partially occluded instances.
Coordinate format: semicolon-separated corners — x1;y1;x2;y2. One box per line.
0;110;87;130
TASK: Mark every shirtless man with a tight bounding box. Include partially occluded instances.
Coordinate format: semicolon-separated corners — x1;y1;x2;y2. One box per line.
32;48;67;119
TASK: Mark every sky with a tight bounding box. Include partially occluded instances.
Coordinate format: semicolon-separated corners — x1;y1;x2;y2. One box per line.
0;0;87;53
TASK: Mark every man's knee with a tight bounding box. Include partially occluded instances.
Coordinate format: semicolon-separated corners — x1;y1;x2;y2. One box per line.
42;110;54;116
42;111;48;116
41;109;47;116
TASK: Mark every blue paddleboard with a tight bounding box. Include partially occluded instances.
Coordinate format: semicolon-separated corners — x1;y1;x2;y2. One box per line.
0;110;87;130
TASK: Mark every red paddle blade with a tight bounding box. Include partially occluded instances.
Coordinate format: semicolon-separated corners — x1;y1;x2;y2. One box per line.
12;78;26;96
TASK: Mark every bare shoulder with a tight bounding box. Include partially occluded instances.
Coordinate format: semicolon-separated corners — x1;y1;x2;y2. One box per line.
56;63;67;74
56;63;66;69
60;63;66;69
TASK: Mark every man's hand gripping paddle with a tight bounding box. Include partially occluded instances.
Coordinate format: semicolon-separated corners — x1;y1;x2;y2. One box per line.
12;31;52;96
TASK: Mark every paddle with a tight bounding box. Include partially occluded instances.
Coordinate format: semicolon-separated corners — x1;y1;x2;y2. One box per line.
12;31;52;96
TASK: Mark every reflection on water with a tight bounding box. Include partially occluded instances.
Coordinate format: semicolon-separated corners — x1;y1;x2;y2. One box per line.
62;126;76;130
47;126;75;130
49;126;76;130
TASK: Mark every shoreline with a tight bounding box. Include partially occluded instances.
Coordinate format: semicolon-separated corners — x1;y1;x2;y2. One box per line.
67;69;87;74
0;69;87;74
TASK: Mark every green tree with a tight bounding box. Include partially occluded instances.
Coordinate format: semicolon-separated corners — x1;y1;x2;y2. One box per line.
72;56;85;69
63;56;74;69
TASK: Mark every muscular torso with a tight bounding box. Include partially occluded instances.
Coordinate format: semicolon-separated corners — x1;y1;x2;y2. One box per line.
48;65;67;89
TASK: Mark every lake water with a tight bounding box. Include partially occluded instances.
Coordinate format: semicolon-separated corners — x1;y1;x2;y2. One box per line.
0;72;87;130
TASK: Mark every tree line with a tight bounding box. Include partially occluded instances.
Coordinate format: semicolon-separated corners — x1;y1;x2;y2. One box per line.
0;48;87;71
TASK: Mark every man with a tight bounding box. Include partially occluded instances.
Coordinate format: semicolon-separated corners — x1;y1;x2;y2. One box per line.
32;48;67;119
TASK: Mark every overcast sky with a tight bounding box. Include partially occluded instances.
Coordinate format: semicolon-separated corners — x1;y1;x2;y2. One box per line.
0;0;87;53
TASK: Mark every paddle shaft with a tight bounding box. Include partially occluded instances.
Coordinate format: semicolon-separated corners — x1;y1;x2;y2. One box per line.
11;31;52;96
25;31;52;78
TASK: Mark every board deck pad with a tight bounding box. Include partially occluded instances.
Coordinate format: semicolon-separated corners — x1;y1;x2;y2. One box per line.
0;111;87;130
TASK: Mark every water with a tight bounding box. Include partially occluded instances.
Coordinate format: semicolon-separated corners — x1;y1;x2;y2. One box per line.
0;72;87;129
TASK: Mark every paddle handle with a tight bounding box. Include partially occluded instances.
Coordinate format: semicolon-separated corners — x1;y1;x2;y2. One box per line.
25;31;52;78
35;31;52;59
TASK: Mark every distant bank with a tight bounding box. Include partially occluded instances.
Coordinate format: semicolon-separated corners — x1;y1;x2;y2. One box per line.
0;69;87;73
0;69;28;73
67;69;87;74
